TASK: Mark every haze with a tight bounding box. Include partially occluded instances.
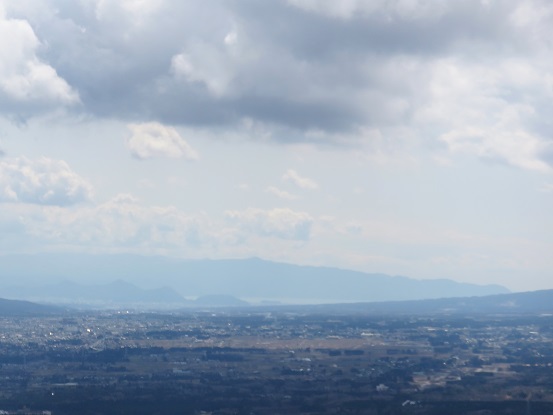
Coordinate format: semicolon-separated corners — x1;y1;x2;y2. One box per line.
0;0;552;292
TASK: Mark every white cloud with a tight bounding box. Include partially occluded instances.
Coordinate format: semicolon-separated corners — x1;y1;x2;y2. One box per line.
225;207;314;240
417;57;553;172
440;126;550;172
170;27;243;98
0;7;79;113
171;44;239;97
224;31;238;46
170;23;258;98
126;122;198;160
266;186;298;200
15;194;209;253
282;169;319;189
0;196;316;258
0;156;93;206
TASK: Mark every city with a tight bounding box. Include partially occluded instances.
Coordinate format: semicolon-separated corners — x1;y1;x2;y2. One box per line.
1;309;552;414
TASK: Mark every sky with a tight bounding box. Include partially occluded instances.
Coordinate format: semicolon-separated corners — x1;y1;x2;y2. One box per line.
0;0;552;292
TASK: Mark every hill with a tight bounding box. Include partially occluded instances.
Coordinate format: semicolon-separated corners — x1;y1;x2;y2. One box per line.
288;288;553;315
0;280;188;308
0;297;64;316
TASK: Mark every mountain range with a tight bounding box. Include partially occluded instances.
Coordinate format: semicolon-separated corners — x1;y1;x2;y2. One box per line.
0;254;508;305
0;280;186;308
3;288;553;317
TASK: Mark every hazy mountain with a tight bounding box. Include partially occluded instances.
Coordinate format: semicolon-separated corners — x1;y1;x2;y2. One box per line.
290;288;553;315
0;254;509;304
0;279;252;309
0;280;188;308
0;297;64;316
194;295;250;307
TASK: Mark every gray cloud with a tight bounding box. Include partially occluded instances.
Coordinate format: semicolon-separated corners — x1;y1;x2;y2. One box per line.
2;1;508;125
0;5;79;119
3;0;553;170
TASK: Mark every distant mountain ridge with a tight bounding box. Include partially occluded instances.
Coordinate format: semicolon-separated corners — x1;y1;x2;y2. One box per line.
0;280;254;309
0;254;509;304
2;287;553;316
283;288;553;316
0;297;63;316
0;280;188;308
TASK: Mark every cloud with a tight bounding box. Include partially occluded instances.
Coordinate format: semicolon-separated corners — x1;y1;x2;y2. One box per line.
225;207;313;240
126;122;198;160
266;186;298;200
286;0;447;20
171;49;235;98
0;194;317;258
5;193;209;253
414;56;553;172
0;156;93;205
440;125;550;172
282;169;318;189
93;0;163;25
0;6;79;118
3;1;553;171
